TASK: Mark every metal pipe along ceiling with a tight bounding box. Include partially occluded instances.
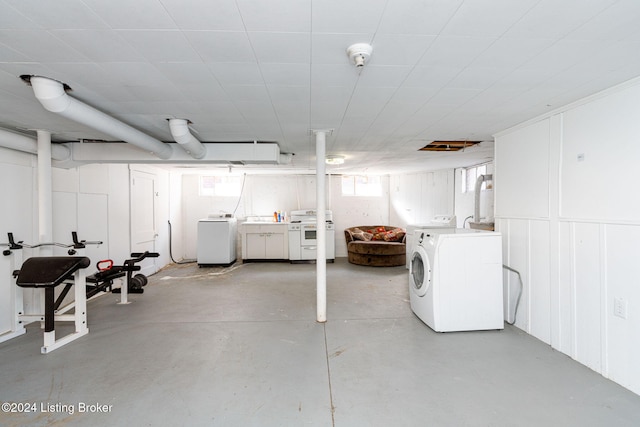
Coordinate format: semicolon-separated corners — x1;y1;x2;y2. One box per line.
29;76;173;160
168;119;206;159
474;174;493;222
0;128;70;161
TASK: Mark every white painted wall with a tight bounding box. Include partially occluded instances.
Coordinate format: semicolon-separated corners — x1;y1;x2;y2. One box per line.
453;164;494;228
179;173;390;260
0;148;35;338
389;169;455;228
494;77;640;395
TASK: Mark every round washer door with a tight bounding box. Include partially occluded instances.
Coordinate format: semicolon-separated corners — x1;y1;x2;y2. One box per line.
410;245;432;297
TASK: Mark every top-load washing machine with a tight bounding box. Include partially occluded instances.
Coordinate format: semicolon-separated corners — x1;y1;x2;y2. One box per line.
405;215;456;268
409;228;504;332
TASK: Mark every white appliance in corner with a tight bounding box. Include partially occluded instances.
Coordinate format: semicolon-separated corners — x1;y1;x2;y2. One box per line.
405;215;457;268
409;228;504;332
288;209;335;262
197;216;237;266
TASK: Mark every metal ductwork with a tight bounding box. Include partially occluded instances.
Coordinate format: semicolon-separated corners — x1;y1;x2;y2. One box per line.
168;119;206;159
0;128;70;161
28;76;173;160
474;174;493;222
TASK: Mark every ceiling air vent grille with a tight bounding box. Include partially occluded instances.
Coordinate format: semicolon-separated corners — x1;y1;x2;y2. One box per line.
419;141;481;152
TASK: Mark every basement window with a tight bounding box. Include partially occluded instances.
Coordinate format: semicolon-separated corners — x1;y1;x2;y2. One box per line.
200;176;242;197
461;164;489;193
341;175;382;197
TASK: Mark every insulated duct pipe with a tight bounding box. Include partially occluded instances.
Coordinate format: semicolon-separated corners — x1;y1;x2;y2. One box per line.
168;118;206;159
474;174;492;222
0;128;70;161
29;76;173;160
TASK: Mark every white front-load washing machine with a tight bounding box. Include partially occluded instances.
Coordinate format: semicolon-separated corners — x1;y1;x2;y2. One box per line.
409;228;504;332
405;215;456;268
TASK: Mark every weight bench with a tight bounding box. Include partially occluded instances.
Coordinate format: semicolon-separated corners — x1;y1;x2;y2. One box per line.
15;256;90;354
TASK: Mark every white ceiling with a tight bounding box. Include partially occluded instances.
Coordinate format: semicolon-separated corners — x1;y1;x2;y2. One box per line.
1;0;640;174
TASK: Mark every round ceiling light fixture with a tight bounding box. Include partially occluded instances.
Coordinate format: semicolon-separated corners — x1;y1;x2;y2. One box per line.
325;155;345;165
346;43;372;68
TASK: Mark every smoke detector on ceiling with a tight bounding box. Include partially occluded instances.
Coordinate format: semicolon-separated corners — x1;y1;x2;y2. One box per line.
346;43;372;68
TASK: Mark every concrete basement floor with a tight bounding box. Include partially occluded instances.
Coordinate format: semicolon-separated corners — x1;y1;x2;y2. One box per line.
1;258;640;426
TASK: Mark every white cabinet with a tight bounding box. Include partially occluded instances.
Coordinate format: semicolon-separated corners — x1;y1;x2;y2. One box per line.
241;223;288;261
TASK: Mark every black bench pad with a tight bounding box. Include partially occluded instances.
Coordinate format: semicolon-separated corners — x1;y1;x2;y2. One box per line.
16;256;91;288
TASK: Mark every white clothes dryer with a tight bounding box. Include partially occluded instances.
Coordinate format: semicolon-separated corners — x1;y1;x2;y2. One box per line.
409;228;504;332
405;215;456;268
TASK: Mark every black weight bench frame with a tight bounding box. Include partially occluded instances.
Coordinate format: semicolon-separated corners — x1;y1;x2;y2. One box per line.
15;256;90;354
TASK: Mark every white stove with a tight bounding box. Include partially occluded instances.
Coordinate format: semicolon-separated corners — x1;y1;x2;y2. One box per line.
288;209;335;262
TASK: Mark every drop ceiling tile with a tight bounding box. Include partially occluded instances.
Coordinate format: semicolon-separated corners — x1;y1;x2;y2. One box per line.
5;0;109;30
493;68;559;92
378;0;463;35
355;65;412;87
184;31;255;62
207;63;263;85
579;40;640;73
470;37;555;70
503;0;616;39
125;84;188;103
223;85;271;102
248;32;311;64
273;104;310;123
310;85;353;104
172;83;230;103
160;0;244;31
368;34;436;66
0;41;31;61
448;67;506;90
190;102;245;124
0;1;41;29
268;85;310;104
402;66;460;88
311;64;359;87
260;63;310;86
234;102;278;121
519;39;609;73
82;0;177;30
390;86;439;105
564;0;640;41
237;0;311;32
52;30;142;62
310;104;347;125
349;86;396;108
441;0;537;37
312;0;387;34
419;36;497;68
98;62;174;86
154;62;217;83
0;29;88;62
117;30;201;62
42;63;120;88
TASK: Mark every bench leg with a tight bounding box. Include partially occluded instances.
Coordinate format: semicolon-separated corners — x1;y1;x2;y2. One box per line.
40;270;89;354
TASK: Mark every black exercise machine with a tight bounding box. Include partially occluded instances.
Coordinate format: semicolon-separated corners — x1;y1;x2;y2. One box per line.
15;256;91;353
86;251;159;298
2;231;160;353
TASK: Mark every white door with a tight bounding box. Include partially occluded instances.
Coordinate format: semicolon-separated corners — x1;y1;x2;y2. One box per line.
130;170;157;276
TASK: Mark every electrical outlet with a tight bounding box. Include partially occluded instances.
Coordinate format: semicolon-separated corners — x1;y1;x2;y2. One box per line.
614;297;627;319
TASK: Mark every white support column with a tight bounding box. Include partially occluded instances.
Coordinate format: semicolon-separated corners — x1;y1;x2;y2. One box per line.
36;130;53;320
313;130;329;323
37;130;53;252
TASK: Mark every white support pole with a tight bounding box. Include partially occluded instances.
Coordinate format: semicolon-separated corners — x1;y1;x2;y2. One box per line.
36;130;53;253
314;130;327;323
36;130;53;320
